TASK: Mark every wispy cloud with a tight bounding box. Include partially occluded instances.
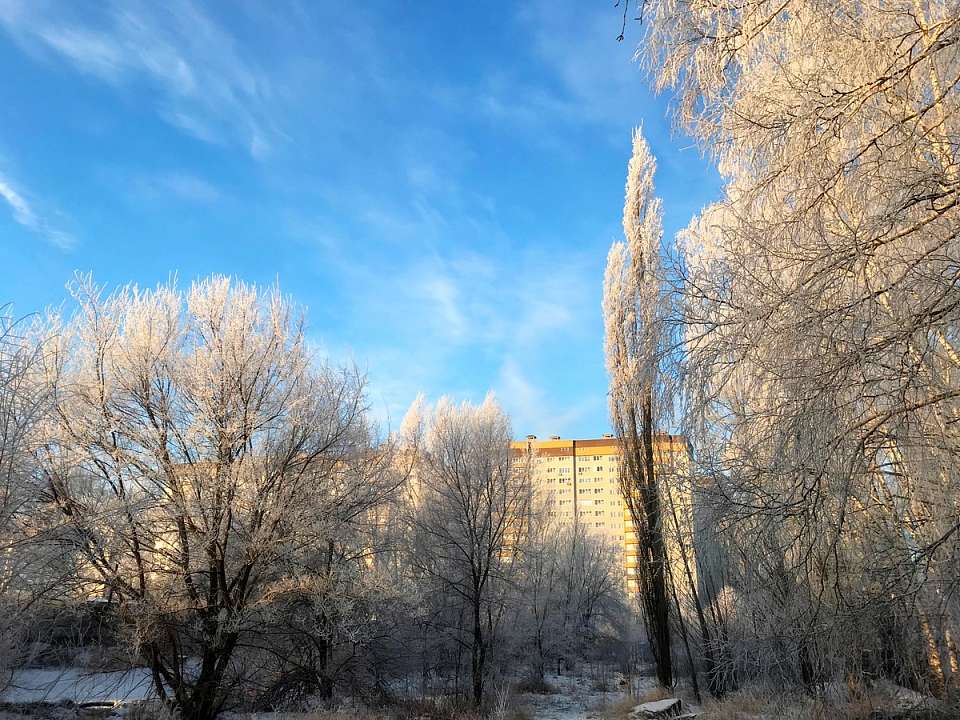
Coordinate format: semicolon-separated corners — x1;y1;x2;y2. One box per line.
0;176;34;228
309;226;605;435
496;356;602;437
516;0;647;127
160;173;223;204
428;1;663;150
37;25;127;81
0;171;74;249
0;0;276;158
497;357;542;431
133;172;225;205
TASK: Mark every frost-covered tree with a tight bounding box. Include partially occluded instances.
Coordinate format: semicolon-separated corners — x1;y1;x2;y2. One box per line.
403;394;530;708
627;0;960;693
603;127;674;688
36;276;399;720
520;516;623;684
0;307;57;683
604;128;723;696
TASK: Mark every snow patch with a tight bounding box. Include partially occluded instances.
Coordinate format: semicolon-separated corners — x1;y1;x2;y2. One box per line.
0;668;155;706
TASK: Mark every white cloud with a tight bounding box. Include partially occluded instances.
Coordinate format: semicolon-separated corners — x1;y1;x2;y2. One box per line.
495;356;603;438
428;1;664;150
418;273;468;341
37;25;126;81
0;0;275;159
0;176;35;227
137;172;224;205
162;110;223;146
313;234;605;437
516;0;646;126
497;357;541;428
0;172;74;249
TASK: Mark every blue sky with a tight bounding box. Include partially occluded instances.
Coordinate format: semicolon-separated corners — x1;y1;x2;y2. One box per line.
0;0;720;437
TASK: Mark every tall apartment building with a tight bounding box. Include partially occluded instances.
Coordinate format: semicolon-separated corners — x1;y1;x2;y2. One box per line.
511;434;692;593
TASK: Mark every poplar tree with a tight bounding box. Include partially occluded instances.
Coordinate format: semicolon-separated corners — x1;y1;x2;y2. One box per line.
603;128;673;688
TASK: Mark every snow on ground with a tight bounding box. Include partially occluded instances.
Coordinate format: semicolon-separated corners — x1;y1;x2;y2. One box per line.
0;668;663;720
0;668;155;706
517;673;649;720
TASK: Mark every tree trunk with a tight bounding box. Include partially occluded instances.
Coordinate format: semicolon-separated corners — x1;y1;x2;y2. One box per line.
471;597;485;707
664;477;724;696
669;566;701;702
642;392;673;688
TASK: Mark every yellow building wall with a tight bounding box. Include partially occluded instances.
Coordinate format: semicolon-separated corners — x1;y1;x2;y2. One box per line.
512;434;693;594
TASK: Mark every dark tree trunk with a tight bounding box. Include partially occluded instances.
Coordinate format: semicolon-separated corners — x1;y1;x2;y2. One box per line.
663;477;725;697
669;567;701;702
640;392;673;689
471;597;485;707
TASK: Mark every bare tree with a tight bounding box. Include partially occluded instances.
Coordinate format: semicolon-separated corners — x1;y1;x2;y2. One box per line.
521;513;623;683
35;276;398;720
403;394;530;708
0;306;55;685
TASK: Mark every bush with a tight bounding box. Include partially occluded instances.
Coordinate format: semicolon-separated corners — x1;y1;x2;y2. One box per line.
513;676;555;694
124;700;177;720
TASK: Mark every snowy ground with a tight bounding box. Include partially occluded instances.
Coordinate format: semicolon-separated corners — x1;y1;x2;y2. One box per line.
0;668;678;720
515;673;653;720
0;669;939;720
0;668;636;718
0;668;155;706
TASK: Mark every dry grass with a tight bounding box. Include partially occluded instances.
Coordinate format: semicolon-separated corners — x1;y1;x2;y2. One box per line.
636;686;674;704
597;685;681;720
260;692;538;720
700;689;804;720
697;689;760;719
512;676;555;695
232;682;953;720
698;685;950;720
597;694;642;720
269;700;484;720
500;705;533;720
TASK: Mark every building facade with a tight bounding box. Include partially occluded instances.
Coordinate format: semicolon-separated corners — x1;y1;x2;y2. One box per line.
511;434;692;593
